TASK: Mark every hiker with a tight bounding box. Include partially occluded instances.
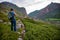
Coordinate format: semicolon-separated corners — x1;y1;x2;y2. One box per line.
8;8;16;31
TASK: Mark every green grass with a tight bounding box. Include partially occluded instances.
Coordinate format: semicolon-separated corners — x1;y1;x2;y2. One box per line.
0;12;9;22
21;18;60;40
46;18;60;21
0;7;21;40
0;23;19;40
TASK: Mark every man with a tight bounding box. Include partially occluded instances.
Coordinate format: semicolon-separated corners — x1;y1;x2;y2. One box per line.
8;8;16;31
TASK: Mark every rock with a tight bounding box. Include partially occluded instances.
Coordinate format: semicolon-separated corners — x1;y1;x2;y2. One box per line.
17;23;22;29
0;20;3;22
4;22;7;24
18;38;23;40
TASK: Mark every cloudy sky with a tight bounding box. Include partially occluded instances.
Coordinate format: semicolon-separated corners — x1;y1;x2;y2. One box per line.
0;0;60;14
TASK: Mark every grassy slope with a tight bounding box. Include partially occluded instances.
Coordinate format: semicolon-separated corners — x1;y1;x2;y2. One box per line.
0;10;19;40
0;3;24;40
21;18;60;40
0;23;19;40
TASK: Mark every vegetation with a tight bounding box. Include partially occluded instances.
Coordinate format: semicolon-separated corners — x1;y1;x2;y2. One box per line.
46;18;60;21
0;11;21;40
21;18;60;40
0;11;9;22
0;23;19;40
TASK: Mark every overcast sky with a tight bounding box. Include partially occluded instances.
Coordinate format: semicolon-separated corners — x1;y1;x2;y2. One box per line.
0;0;60;14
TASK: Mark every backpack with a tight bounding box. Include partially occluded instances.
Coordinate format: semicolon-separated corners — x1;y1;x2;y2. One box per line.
8;12;13;20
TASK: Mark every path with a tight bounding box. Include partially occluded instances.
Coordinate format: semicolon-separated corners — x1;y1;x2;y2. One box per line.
16;20;25;40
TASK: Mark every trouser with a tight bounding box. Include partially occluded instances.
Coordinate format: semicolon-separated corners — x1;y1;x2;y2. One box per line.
11;20;16;31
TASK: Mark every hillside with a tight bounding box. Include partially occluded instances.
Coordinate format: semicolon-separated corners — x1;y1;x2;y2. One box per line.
0;2;27;22
29;2;60;20
21;18;60;40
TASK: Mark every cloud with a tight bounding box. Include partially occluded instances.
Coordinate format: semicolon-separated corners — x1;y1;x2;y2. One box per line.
12;0;46;7
0;0;12;2
0;0;60;7
52;0;60;3
25;1;51;14
0;0;60;14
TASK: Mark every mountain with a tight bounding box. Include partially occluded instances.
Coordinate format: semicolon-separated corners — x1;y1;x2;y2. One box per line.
29;2;60;20
0;2;27;22
0;2;60;40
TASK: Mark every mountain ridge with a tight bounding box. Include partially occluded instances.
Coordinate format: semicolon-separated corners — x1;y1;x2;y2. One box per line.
29;2;60;20
0;2;27;22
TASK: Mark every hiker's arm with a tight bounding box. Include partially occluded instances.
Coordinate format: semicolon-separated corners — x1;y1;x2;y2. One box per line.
14;12;19;17
14;12;17;16
14;12;20;18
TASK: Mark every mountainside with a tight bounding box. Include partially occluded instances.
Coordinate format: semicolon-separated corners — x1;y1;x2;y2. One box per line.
0;2;27;22
0;2;60;40
29;2;60;20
